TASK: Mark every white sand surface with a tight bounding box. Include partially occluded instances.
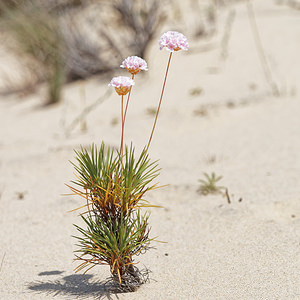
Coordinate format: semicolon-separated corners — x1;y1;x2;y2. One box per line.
0;1;299;299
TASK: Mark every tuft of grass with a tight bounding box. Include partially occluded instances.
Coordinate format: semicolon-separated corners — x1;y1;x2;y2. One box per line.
68;143;160;218
73;210;153;292
67;143;161;290
198;172;225;195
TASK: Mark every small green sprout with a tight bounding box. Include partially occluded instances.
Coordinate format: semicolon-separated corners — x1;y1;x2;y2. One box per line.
198;172;225;195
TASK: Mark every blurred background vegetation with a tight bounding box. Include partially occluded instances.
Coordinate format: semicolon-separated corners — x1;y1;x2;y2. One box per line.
2;0;286;104
0;0;173;103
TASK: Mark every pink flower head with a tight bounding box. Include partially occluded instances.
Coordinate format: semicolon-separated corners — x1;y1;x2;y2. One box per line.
120;56;148;75
108;76;135;96
159;31;189;52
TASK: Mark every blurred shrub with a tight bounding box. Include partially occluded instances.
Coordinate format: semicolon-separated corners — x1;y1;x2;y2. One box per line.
0;1;65;104
111;0;166;58
60;0;167;81
0;0;168;102
0;0;18;13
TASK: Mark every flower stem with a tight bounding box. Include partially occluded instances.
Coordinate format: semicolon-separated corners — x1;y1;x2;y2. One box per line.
120;95;124;156
121;75;134;159
123;75;134;123
146;52;173;151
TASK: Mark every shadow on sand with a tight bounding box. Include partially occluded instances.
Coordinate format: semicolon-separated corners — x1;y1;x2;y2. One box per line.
28;273;120;300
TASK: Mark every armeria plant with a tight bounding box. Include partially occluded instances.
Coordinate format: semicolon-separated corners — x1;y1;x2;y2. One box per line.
67;31;189;292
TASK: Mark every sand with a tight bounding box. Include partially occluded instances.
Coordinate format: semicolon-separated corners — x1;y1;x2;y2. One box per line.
0;1;299;299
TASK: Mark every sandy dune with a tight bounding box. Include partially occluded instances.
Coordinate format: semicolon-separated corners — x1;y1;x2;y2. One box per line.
0;1;299;299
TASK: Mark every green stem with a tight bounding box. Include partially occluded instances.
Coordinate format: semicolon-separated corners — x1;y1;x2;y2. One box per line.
120;95;124;157
146;52;173;151
121;75;134;161
123;74;134;124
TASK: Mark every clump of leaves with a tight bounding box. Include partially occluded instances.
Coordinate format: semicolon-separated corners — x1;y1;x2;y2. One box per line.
198;172;225;195
73;211;153;292
67;143;160;291
69;143;160;218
